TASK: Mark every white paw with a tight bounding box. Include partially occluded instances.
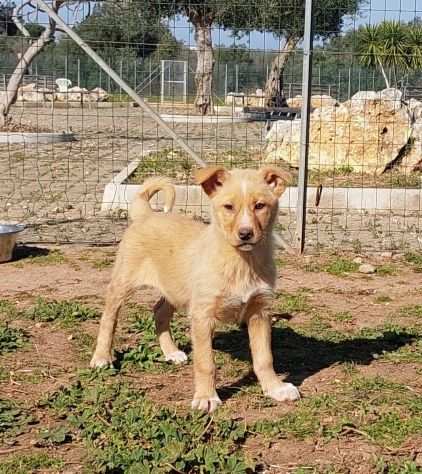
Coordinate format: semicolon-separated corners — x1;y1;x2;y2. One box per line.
191;393;222;413
266;383;301;402
165;350;188;364
90;353;114;369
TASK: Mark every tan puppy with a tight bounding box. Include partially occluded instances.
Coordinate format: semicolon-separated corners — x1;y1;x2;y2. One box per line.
90;166;300;412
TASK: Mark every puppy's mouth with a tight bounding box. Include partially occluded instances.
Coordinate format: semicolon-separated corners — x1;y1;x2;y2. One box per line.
237;242;255;251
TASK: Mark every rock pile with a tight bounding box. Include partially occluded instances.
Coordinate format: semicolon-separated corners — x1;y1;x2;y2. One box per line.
266;88;422;174
16;84;109;103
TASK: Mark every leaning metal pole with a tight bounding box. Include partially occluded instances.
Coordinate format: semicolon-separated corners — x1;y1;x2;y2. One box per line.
296;0;314;253
34;0;206;168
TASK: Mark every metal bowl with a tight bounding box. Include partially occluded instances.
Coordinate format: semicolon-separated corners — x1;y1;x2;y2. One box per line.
0;223;25;263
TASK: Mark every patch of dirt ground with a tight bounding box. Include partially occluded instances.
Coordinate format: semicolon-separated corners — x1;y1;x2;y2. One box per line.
0;244;421;473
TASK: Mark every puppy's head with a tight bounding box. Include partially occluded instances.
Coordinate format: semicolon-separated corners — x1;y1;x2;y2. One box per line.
195;166;291;251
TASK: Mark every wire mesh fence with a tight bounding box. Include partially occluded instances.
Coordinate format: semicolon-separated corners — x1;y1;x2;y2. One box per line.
0;0;422;252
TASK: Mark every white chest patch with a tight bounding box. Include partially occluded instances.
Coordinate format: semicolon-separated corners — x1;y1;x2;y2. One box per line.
216;281;274;323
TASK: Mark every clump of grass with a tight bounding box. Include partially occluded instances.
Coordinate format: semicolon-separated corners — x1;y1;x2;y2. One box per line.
323;258;359;276
0;299;19;319
24;297;99;327
45;379;253;473
121;304;189;371
254;375;422;449
404;252;422;272
129;148;193;183
19;249;66;266
0;323;28;354
375;295;393;304
331;311;353;322
0;454;64;474
91;257;114;270
0;398;34;440
398;305;422;318
376;264;397;276
276;290;310;314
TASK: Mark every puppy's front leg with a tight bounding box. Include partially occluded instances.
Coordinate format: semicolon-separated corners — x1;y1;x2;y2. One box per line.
190;310;221;413
247;312;300;402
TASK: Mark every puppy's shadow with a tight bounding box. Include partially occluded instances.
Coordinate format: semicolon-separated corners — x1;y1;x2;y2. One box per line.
12;245;50;261
214;322;415;400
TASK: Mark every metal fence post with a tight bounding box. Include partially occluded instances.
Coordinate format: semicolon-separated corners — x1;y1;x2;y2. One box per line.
296;0;314;254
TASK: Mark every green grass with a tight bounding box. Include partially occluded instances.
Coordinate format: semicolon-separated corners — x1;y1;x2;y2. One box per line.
0;398;33;440
14;249;66;266
254;375;422;448
375;295;393;304
376;264;398;276
404;252;422;272
398;305;422;318
0;299;19;319
24;297;99;327
0;323;28;354
45;377;254;473
121;304;190;372
323;258;359;276
331;311;353;322
275;290;311;314
0;453;64;474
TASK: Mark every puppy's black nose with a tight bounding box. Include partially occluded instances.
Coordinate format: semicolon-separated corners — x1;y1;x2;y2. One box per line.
238;228;254;241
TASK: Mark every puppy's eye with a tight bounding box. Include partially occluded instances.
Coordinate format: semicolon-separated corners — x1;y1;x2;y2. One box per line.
255;202;266;210
223;204;233;211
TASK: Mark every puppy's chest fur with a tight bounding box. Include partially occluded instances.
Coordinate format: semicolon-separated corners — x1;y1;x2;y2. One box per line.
214;279;274;323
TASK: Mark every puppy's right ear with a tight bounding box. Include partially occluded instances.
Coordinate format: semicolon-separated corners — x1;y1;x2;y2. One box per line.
194;167;229;197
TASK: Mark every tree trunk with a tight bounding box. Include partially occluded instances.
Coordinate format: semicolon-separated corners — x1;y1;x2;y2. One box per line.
264;36;299;108
377;57;390;89
0;21;53;127
193;20;214;115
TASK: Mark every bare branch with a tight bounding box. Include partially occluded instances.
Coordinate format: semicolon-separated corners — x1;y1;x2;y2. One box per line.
12;0;34;38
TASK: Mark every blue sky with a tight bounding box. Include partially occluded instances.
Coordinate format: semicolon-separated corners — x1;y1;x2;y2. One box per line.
18;0;422;51
166;0;422;50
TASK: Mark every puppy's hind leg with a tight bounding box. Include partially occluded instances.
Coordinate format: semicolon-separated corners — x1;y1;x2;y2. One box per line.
154;298;187;364
90;278;133;368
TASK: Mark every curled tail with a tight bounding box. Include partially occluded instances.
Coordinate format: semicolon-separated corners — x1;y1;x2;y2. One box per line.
129;176;175;221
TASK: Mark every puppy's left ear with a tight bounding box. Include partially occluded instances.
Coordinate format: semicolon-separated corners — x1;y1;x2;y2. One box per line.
260;166;292;197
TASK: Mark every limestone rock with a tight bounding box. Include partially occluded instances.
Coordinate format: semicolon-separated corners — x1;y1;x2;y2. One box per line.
380;88;402;111
266;89;411;174
288;94;338;109
359;263;376;274
90;87;109;102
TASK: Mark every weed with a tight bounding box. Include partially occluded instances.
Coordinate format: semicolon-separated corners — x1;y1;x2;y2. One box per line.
377;264;397;276
24;297;99;327
45;379;254;473
121;304;190;371
0;299;19;319
375;457;422;474
323;258;358;276
375;295;393;304
0;398;33;439
0;453;64;474
331;311;353;323
254;375;422;449
398;305;422;318
37;425;72;446
91;256;114;269
16;249;66;266
404;252;422;272
276;290;310;314
129;148;193;183
0;323;28;354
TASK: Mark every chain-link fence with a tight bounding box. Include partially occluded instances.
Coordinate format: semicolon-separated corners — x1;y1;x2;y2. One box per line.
1;0;421;252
